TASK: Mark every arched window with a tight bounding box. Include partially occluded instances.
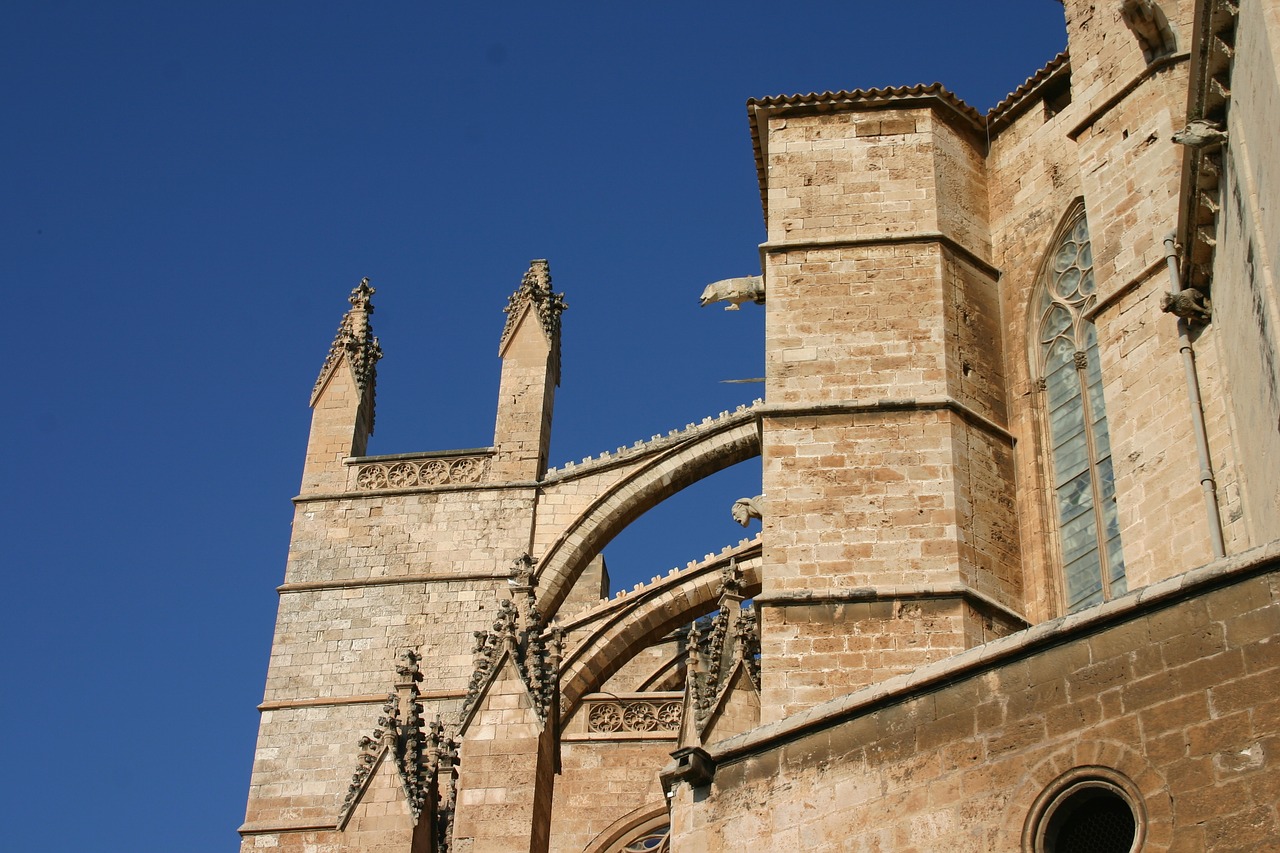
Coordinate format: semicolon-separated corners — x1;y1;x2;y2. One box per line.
1034;207;1126;611
621;824;670;852
1023;768;1146;853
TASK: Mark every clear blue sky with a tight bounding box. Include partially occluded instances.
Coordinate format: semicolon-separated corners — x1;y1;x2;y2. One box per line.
1;3;1065;849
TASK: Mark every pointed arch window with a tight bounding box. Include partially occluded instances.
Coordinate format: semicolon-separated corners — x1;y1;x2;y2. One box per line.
1035;208;1126;611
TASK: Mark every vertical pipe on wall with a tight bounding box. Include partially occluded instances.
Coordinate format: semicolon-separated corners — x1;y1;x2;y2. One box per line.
1163;233;1227;559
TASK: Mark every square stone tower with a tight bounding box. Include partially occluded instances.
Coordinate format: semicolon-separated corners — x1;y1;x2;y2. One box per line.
750;91;1024;719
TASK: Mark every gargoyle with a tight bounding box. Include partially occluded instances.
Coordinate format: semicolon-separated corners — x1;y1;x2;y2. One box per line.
701;275;764;311
1171;120;1228;149
731;495;764;527
1161;288;1212;322
1120;0;1177;59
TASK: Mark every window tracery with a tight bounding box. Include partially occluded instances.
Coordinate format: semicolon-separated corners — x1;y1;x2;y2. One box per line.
620;824;670;852
1034;208;1126;611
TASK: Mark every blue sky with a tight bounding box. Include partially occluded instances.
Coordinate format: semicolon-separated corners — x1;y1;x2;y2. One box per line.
1;3;1066;849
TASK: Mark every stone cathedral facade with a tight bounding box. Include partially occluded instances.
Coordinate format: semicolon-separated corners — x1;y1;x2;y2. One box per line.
241;1;1280;850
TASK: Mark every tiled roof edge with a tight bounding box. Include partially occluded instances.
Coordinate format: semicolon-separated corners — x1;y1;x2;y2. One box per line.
985;51;1071;127
747;81;984;126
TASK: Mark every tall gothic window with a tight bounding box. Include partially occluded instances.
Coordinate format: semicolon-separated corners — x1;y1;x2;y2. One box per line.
1035;207;1126;611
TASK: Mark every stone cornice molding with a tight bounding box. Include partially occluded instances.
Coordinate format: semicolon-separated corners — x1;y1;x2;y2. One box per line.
757;397;1013;445
257;690;466;712
754;582;1028;628
760;232;999;281
276;572;511;594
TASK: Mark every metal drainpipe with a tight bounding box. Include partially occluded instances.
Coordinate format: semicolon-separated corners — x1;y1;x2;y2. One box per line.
1163;233;1227;558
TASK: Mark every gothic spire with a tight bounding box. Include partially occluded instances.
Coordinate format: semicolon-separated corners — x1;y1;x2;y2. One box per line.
311;277;383;415
498;260;567;381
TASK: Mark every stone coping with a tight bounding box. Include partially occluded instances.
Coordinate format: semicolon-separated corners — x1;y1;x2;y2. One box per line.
754;582;1028;628
700;539;1280;771
581;691;684;702
346;447;495;464
756;395;1013;444
541;402;762;483
556;537;763;636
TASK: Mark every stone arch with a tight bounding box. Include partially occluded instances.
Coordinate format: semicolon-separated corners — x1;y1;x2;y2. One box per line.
559;547;762;720
995;738;1173;851
537;414;760;616
582;802;670;853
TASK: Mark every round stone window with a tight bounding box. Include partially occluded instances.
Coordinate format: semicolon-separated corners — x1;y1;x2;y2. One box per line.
1025;770;1144;853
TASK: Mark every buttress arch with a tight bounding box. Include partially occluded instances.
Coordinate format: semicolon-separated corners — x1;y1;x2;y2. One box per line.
557;545;763;720
535;411;761;617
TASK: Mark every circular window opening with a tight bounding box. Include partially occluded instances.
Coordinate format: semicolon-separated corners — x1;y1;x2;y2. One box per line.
1037;780;1138;853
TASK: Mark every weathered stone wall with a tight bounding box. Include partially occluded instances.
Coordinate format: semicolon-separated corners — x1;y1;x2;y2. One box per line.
1213;0;1280;544
549;741;670;853
670;556;1280;852
757;100;1021;719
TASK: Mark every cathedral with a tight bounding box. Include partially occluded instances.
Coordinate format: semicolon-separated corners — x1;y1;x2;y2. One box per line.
241;1;1280;850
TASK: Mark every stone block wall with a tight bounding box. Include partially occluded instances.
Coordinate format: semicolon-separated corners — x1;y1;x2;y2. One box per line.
670;557;1280;852
1213;0;1280;544
549;741;670;853
755;98;1021;719
304;363;372;495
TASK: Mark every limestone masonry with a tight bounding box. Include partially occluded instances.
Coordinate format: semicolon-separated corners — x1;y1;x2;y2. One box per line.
243;1;1280;850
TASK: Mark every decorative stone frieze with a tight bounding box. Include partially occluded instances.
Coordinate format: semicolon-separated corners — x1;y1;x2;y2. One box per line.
586;698;683;734
351;454;489;491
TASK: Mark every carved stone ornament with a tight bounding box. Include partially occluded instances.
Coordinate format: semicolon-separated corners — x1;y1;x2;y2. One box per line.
353;455;489;491
458;578;563;728
499;259;568;353
1120;0;1177;59
586;699;683;734
1172;119;1228;149
311;278;383;419
699;274;765;311
730;495;764;528
687;571;760;725
1161;287;1213;322
338;651;458;846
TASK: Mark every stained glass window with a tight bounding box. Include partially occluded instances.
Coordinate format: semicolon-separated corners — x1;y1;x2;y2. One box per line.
621;824;670;852
1035;209;1126;611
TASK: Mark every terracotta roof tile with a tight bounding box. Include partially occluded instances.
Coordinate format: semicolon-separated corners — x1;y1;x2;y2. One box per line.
746;81;984;126
985;51;1071;126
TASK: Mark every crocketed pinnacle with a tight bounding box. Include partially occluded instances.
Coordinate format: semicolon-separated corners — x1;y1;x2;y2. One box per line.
311;277;383;409
499;259;567;354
